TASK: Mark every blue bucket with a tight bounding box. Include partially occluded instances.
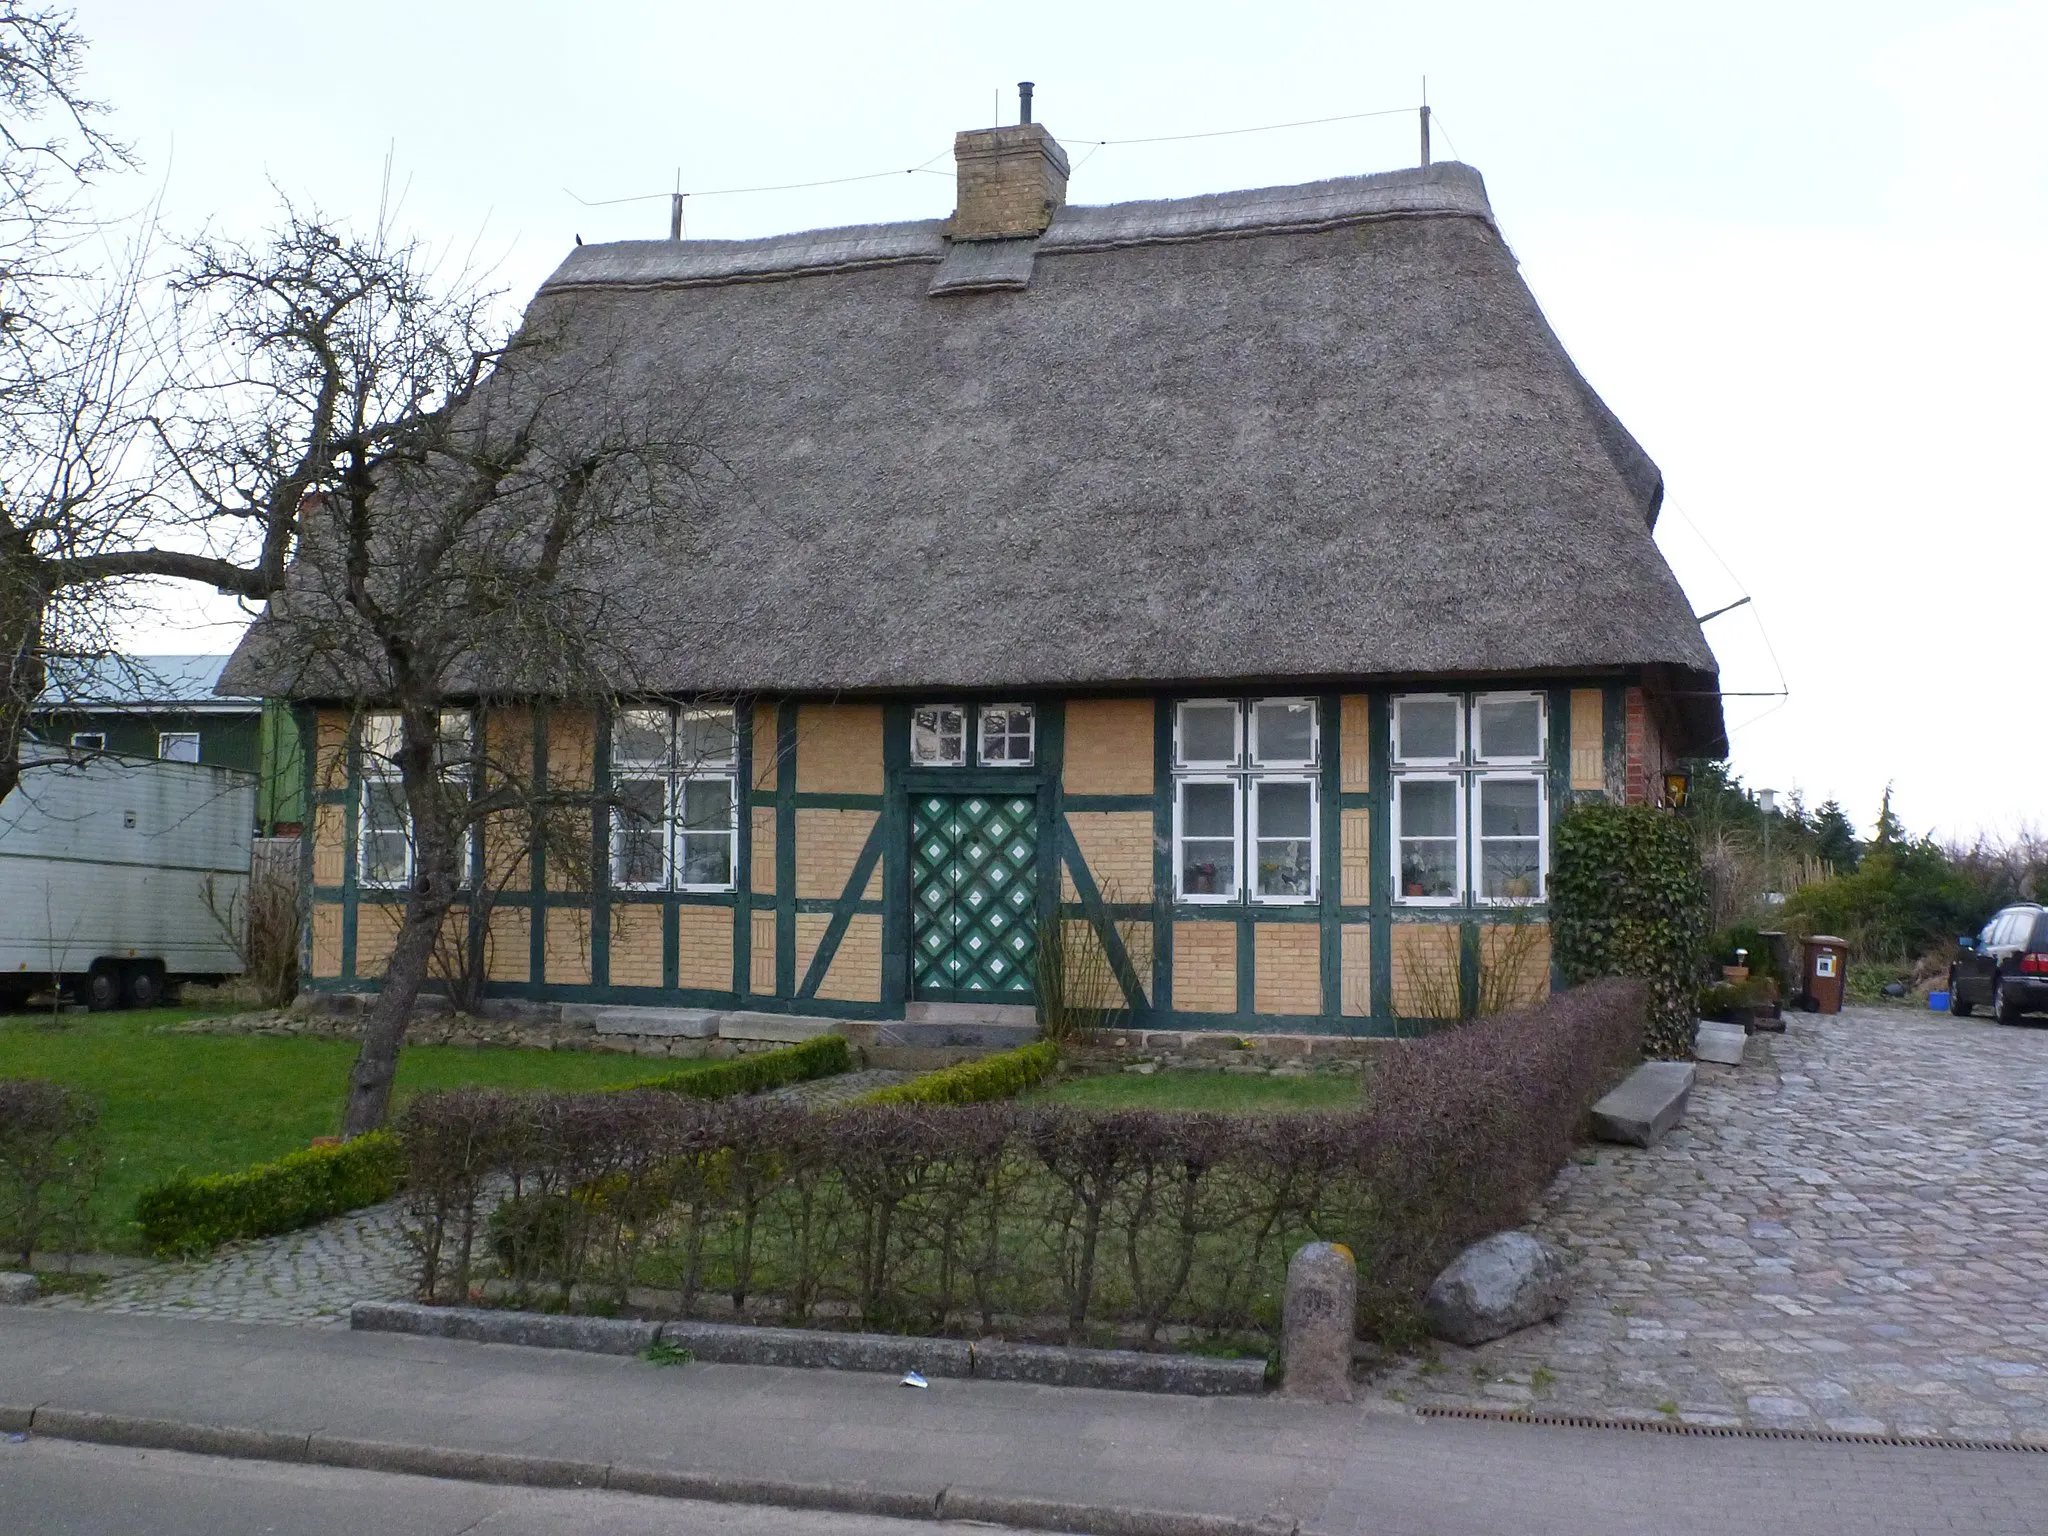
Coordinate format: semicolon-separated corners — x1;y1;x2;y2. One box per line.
1928;990;1949;1012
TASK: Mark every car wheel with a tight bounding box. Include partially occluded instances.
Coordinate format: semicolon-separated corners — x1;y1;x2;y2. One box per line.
122;963;165;1011
1949;976;1972;1016
83;965;122;1012
1994;980;2025;1025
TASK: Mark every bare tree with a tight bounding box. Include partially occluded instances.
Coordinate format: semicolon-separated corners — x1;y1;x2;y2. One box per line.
205;223;710;1131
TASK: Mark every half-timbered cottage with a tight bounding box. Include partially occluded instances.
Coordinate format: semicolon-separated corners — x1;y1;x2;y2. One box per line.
223;113;1722;1037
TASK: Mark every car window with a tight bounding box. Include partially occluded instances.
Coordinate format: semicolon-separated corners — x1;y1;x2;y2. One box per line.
1994;913;2023;947
2028;914;2048;952
1980;917;2002;947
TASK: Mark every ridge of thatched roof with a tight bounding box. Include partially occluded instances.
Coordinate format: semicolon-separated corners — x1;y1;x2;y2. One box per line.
223;159;1723;753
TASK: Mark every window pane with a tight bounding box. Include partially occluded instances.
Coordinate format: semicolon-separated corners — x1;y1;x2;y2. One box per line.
1479;778;1541;837
1252;700;1315;764
1396;698;1459;762
159;733;200;763
678;833;733;887
1177;701;1239;765
911;706;965;764
1480;841;1542;900
1183;781;1236;837
613;779;667;886
1399;840;1458;899
1256;779;1313;837
1477;697;1541;761
677;707;735;766
365;780;408;834
614;708;671;769
364;832;411;886
1256;838;1314;898
979;704;1034;765
1180;840;1237;898
1398;778;1457;838
680;776;733;831
615;828;665;887
615;778;666;824
363;712;403;761
436;711;474;759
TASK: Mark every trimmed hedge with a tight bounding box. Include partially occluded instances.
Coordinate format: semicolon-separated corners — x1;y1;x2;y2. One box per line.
859;1040;1059;1106
632;1034;851;1098
1552;802;1709;1058
137;1132;405;1258
397;981;1645;1342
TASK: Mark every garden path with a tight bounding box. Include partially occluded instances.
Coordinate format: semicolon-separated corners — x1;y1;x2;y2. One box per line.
1374;1004;2048;1440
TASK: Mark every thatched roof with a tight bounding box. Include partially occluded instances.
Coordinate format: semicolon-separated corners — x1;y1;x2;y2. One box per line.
223;159;1723;753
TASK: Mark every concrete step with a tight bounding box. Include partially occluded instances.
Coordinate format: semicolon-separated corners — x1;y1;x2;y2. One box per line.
905;1000;1038;1028
560;1004;720;1039
875;1021;1040;1051
716;1011;839;1044
1590;1061;1697;1147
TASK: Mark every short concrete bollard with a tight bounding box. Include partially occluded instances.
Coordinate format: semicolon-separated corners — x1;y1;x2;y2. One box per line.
1281;1241;1356;1402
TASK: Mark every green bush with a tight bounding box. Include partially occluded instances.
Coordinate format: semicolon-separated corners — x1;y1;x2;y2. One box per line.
1552;803;1710;1058
1780;841;1990;964
632;1034;850;1099
860;1040;1060;1105
0;1078;103;1267
136;1132;404;1258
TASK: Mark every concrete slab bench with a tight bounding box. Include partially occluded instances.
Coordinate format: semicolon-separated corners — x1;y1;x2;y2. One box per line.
1589;1060;1697;1148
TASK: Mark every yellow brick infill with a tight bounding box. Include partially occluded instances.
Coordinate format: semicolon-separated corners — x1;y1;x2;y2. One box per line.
795;808;879;900
312;805;345;886
310;903;343;978
1341;923;1371;1016
678;905;735;991
795;703;883;795
608;905;663;988
1172;921;1237;1013
487;908;532;983
1253;923;1321;1015
1064;811;1153;903
544;908;591;986
749;910;775;994
750;806;776;895
1340;808;1372;904
1063;698;1154;796
1340;694;1372;792
1571;688;1604;791
1391;922;1462;1019
815;912;883;1003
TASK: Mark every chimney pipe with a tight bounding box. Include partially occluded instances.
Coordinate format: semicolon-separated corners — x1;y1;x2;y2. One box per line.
1019;81;1034;125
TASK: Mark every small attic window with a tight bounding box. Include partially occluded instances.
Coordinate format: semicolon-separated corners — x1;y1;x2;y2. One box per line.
911;705;967;766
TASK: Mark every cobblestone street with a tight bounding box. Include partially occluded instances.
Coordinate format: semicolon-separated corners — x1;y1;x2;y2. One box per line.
1376;1004;2048;1440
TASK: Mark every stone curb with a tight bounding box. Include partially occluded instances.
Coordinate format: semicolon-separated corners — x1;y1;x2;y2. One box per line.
0;1400;1297;1536
350;1300;1269;1396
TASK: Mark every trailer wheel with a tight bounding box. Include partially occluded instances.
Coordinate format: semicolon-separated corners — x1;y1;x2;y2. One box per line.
84;963;122;1012
122;962;166;1011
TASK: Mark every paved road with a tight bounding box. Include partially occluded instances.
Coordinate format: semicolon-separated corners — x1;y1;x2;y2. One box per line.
0;1436;1007;1536
4;1311;2046;1536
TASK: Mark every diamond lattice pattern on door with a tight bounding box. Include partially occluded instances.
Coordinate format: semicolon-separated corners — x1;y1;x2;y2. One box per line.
912;794;1037;996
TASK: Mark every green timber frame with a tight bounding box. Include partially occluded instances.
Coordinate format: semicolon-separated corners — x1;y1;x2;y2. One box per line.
301;680;1655;1035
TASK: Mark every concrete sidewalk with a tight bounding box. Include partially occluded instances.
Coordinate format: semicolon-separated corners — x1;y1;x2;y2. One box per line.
3;1311;2045;1536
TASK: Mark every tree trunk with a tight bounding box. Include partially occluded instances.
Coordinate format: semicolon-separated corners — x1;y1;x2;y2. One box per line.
340;706;463;1136
0;554;50;809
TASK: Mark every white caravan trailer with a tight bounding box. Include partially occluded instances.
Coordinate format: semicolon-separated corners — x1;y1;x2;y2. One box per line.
0;744;255;1009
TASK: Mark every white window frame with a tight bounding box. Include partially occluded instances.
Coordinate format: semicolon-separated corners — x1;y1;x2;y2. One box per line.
358;776;413;889
671;771;739;893
1173;699;1243;770
68;731;105;751
1471;691;1548;767
607;703;739;893
608;775;672;892
977;704;1036;768
1392;693;1465;767
1392;772;1466;907
1172;773;1242;904
910;704;968;767
157;731;201;763
1248;698;1319;770
1472;770;1548;905
1248;773;1320;905
356;709;477;890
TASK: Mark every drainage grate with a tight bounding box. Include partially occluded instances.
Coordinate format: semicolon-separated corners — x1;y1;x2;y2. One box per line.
1415;1404;2048;1453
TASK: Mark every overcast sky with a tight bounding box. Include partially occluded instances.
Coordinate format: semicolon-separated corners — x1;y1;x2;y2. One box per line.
77;0;2045;842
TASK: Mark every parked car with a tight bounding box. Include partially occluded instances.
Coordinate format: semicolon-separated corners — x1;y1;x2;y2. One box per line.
1949;903;2048;1024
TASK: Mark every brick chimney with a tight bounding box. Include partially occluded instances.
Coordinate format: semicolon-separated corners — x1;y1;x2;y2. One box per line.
946;112;1069;242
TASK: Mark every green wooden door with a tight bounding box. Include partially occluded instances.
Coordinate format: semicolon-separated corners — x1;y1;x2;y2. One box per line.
911;792;1038;1001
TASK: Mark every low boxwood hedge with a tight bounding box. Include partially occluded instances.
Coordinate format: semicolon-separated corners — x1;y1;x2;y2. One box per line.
632;1033;851;1098
136;1131;404;1258
861;1040;1059;1105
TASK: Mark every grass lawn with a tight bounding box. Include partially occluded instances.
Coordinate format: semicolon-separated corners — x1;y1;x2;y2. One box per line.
0;1007;704;1251
1027;1068;1364;1113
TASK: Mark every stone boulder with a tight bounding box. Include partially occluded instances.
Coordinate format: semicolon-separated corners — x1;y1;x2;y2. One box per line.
0;1271;38;1305
1422;1232;1570;1346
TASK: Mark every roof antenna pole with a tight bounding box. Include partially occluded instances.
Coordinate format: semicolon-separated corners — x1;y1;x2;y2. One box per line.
1019;80;1034;125
1419;77;1431;167
669;192;684;241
